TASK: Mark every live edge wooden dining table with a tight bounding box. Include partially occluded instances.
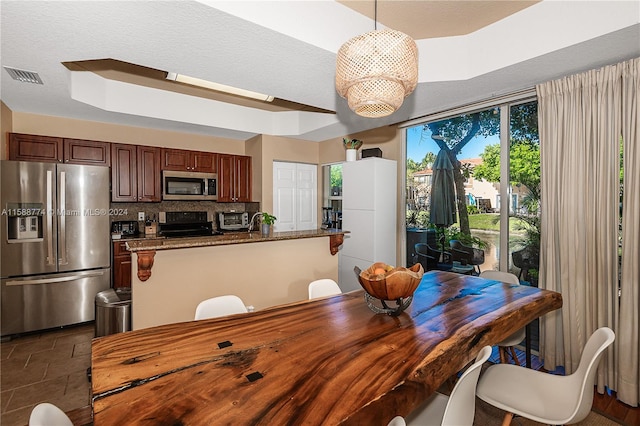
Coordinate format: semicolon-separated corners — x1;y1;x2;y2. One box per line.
91;271;562;425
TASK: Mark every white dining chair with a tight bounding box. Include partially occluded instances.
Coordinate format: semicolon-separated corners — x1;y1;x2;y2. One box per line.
29;402;73;426
388;345;492;426
308;279;342;299
479;270;526;365
476;327;615;426
194;295;248;320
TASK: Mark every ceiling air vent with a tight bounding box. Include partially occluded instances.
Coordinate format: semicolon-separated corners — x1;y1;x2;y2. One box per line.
4;66;43;84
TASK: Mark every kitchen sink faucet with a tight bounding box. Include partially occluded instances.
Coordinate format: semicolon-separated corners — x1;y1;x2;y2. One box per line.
247;212;262;233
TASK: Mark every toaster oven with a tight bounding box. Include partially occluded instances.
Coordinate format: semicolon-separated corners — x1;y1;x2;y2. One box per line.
218;212;249;231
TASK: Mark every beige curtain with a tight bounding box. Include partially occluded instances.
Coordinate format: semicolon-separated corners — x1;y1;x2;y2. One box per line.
537;58;639;401
618;57;640;406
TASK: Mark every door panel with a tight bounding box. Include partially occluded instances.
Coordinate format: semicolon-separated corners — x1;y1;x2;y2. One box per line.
111;144;137;201
63;139;110;166
1;268;110;335
273;162;296;231
296;164;317;230
217;154;234;202
341;209;375;259
273;162;317;232
137;146;161;202
57;164;110;272
0;161;58;277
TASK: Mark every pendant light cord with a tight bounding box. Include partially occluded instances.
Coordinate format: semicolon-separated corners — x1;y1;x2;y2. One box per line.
374;0;378;30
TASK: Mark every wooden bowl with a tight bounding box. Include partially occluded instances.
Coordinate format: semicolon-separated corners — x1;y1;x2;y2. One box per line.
357;262;424;301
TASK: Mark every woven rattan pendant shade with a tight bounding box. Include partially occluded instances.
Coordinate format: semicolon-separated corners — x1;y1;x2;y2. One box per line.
336;28;418;118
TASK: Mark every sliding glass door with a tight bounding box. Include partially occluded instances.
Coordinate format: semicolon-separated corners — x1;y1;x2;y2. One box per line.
404;97;539;281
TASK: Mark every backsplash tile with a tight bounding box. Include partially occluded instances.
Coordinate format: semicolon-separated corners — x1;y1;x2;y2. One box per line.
109;201;260;228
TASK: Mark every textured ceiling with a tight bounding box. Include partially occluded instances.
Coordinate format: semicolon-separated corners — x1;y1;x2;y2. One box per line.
337;0;540;39
1;1;638;143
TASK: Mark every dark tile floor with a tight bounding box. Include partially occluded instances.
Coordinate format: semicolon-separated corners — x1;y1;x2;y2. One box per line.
1;323;94;426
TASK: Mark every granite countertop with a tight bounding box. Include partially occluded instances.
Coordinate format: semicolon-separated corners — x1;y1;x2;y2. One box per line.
124;228;348;252
112;233;165;242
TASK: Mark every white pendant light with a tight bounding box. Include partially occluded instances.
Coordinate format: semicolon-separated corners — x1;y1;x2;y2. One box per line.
335;1;418;118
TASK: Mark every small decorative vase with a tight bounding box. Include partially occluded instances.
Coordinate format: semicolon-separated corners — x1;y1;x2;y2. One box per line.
261;223;271;236
346;149;357;162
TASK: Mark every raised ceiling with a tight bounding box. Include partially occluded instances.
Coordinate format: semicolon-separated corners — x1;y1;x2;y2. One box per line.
337;1;540;39
1;1;638;142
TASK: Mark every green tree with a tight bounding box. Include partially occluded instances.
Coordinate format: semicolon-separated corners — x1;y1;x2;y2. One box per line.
473;141;541;197
330;164;342;189
420;151;436;170
423;110;499;235
421;102;538;237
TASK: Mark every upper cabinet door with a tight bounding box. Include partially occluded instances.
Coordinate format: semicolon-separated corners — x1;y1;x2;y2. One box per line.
112;144;161;202
192;152;217;173
217;154;235;202
161;148;190;171
111;144;137;202
162;148;217;173
137;146;161;202
234;156;252;202
63;138;110;166
9;133;110;166
8;133;63;163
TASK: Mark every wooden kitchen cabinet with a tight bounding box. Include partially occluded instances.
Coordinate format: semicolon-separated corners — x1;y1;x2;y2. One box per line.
8;133;110;166
63;138;111;166
112;241;132;288
161;148;217;173
137;145;162;202
8;133;62;163
111;144;161;202
217;154;252;202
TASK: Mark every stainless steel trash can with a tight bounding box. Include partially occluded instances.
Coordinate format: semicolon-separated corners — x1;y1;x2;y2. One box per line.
95;288;132;337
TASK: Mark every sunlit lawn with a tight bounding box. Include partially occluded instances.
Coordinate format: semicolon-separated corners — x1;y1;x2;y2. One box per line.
456;213;527;234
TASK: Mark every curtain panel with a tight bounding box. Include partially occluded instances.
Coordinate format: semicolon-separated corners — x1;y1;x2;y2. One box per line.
618;57;640;406
537;57;639;406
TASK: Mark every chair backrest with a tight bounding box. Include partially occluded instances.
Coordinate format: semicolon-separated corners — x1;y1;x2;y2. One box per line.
308;279;342;299
194;295;248;320
479;270;520;285
440;345;493;426
29;403;73;426
566;327;615;424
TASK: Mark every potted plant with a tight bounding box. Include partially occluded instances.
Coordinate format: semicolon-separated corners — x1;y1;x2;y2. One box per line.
343;138;363;161
260;212;277;236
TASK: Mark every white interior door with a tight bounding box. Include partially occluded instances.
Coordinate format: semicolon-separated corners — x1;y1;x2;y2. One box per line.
296;163;317;230
273;162;317;232
273;162;296;231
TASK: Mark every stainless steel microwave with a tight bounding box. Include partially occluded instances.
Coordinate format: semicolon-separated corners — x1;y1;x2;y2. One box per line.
162;171;217;201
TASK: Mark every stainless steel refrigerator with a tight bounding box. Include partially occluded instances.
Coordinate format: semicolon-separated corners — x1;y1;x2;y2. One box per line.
1;160;111;336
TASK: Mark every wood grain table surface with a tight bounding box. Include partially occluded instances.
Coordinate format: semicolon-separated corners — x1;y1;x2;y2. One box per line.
91;271;562;425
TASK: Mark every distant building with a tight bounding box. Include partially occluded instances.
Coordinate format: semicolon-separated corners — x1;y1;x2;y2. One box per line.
408;158;530;215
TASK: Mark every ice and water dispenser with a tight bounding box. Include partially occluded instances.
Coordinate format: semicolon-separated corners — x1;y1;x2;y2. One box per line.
6;204;43;242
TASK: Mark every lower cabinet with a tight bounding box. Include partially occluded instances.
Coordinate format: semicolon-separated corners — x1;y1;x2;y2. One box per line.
112;241;132;288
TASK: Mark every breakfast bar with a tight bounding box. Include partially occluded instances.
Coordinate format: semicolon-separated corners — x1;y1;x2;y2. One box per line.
125;229;348;329
91;271;562;425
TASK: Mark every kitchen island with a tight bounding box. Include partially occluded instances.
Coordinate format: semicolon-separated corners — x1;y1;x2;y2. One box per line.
126;229;347;329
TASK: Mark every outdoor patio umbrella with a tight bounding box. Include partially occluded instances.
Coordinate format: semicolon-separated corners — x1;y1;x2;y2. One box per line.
430;149;457;246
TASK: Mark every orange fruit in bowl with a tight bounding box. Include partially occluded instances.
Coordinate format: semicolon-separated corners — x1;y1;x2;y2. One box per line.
373;267;386;275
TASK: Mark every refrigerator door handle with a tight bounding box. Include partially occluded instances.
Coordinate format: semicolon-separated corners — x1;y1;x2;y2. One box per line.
5;270;105;286
46;170;55;266
58;171;67;265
